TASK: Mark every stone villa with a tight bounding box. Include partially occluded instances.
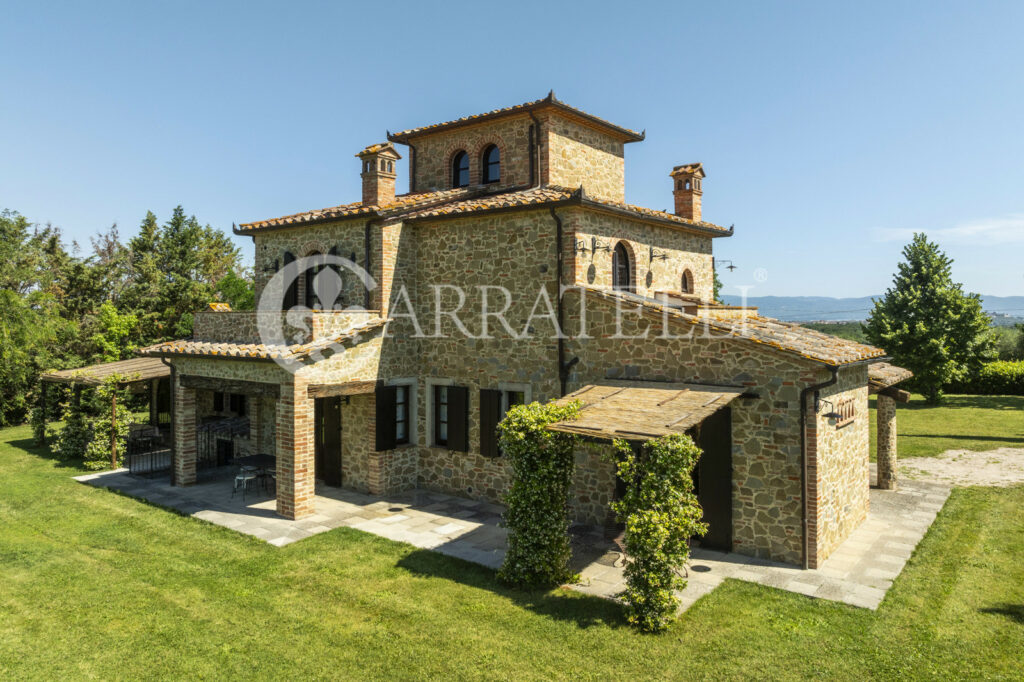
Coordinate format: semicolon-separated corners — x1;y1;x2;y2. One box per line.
140;93;911;569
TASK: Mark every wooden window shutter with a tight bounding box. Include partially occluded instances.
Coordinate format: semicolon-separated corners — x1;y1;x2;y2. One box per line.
282;251;298;309
375;385;397;451
447;385;469;452
479;389;502;458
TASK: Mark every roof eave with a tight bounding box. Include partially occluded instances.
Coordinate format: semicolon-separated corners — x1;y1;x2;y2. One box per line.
387;95;645;145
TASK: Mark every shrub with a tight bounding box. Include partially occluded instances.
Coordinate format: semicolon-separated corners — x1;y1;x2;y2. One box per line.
946;360;1024;395
497;400;581;589
610;434;707;632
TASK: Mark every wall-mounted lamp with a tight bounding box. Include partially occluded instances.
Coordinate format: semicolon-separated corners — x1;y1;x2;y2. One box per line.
815;397;841;420
573;239;589;254
715;258;738;273
262;259;280;274
649;246;669;261
591;237;611;253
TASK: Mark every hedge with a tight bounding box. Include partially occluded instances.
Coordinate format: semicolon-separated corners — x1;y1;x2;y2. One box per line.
945;360;1024;395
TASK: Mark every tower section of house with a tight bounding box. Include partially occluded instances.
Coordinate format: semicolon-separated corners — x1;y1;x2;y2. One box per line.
140;94;910;570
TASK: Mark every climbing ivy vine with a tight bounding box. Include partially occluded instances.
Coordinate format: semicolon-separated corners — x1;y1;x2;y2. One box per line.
610;434;707;632
497;400;581;589
50;374;135;470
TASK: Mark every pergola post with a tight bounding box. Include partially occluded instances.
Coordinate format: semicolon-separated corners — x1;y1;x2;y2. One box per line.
149;378;159;427
876;394;898;490
110;392;118;469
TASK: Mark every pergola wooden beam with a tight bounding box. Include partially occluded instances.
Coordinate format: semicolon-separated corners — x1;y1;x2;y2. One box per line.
178;374;281;397
871;385;911;402
307;380;379;399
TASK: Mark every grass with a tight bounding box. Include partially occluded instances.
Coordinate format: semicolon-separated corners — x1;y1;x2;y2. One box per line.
870;393;1024;459
2;424;1023;680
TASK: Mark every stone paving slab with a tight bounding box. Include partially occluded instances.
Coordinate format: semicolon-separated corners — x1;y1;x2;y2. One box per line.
76;465;951;612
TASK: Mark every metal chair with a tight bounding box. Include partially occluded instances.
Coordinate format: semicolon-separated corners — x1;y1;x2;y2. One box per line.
232;469;258;500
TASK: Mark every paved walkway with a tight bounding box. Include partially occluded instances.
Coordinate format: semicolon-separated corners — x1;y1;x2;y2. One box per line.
76;467;950;611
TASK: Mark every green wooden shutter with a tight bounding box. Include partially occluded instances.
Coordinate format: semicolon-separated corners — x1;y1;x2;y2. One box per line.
479;389;502;458
447;385;469;452
375;385;397;451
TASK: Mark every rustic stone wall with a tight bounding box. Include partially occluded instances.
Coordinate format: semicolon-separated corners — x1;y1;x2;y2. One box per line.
562;206;714;302
410;115;533;191
539;113;625;202
569;444;619;527
812;365;870;565
340;393;374;492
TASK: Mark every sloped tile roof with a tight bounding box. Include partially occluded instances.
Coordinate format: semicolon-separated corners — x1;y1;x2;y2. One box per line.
237;187;474;231
238;185;732;236
387;92;644;143
138;318;388;361
583;287;886;366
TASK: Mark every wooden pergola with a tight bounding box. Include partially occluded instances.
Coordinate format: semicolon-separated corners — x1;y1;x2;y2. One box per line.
40;357;171;468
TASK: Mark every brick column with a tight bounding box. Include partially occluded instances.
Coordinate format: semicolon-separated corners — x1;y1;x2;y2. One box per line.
876;394;898;490
173;379;197;486
276;379;315;519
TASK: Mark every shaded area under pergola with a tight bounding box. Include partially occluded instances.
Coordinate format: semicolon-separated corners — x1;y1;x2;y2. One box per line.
40;357;172;469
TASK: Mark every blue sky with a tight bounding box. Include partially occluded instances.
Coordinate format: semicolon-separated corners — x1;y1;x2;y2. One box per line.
2;1;1022;297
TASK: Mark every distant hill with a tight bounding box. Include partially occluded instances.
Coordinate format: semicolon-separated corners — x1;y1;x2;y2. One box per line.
720;294;1024;322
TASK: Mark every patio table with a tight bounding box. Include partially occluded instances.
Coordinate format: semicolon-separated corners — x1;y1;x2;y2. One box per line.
234;453;276;469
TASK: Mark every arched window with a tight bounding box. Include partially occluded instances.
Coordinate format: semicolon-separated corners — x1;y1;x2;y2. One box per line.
451;151;470;188
681;269;693;294
481;145;500;184
684;179;691;190
305;252;323;309
612;242;632;292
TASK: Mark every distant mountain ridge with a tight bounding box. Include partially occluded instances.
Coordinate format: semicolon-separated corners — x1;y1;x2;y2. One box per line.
719;294;1024;322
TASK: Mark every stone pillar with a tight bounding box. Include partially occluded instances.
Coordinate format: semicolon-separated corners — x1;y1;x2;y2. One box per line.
276;379;315;519
173;379;197;486
876;394;898;490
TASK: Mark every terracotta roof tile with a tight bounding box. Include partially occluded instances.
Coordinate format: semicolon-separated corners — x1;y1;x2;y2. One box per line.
387;92;644;143
583;287;886;366
138;318;388;361
868;362;913;390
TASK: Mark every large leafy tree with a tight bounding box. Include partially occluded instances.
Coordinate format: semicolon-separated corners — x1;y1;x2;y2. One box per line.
121;206;243;342
865;233;994;403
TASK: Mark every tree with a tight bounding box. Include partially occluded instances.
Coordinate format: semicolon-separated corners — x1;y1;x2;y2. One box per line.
864;233;995;403
712;267;724;303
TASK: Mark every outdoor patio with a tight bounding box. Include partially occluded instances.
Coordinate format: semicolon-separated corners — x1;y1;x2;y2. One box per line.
75;467;950;612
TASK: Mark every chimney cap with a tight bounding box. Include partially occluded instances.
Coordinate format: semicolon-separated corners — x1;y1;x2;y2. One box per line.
355;142;402;160
670;162;705;178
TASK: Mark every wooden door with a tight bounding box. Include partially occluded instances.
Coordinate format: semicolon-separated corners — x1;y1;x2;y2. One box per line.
693;406;733;551
315;397;343;487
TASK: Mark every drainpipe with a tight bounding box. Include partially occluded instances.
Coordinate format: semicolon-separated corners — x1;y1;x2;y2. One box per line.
528;111;542;189
550;207;577;396
799;364;838;569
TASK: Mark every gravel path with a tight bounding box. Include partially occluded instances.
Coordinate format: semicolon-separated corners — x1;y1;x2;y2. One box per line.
901;447;1024;487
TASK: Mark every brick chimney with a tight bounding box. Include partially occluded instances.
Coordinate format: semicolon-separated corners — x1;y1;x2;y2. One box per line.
356;142;401;207
670;162;705;222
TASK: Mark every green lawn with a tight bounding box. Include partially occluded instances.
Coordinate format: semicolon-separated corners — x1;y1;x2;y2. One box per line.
2;424;1023;680
870;393;1024;459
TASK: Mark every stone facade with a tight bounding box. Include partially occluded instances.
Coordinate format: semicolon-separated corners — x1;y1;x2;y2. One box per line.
410;115;533;191
810;365;871;565
563;206;714;301
540;113;625;202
